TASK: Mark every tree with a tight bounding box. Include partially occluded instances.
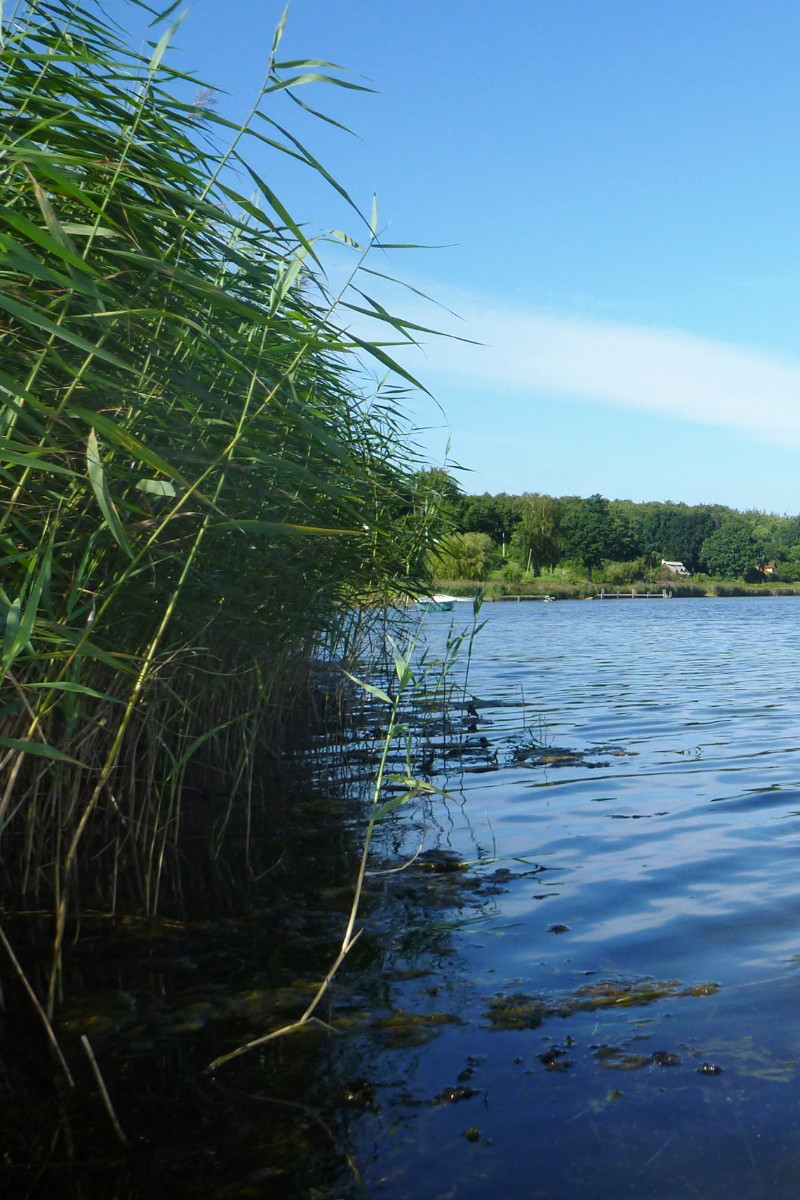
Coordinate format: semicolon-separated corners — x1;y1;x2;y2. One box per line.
429;531;495;580
509;494;562;575
774;549;800;582
611;513;641;562
772;514;800;558
561;494;619;579
699;519;768;579
454;492;523;545
640;507;718;573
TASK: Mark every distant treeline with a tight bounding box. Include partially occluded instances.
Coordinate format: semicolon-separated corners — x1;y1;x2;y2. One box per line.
418;471;800;582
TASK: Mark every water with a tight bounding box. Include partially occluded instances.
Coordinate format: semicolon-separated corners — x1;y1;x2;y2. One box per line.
9;597;800;1199
334;598;800;1199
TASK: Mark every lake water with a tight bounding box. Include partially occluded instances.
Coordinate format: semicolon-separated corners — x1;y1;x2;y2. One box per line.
17;596;800;1199
332;597;800;1199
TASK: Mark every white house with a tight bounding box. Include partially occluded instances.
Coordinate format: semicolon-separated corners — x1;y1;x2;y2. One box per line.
661;560;691;577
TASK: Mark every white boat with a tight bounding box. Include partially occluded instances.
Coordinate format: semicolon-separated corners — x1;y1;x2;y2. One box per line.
416;594;457;612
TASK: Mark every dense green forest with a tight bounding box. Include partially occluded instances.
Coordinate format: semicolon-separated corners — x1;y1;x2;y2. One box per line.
420;471;800;585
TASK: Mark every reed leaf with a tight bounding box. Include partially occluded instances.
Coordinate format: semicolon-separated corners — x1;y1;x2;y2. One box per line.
0;0;451;956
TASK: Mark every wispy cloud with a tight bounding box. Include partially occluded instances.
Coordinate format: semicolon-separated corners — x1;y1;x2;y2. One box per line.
399;294;800;444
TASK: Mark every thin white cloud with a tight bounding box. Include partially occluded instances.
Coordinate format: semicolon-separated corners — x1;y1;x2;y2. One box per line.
397;295;800;444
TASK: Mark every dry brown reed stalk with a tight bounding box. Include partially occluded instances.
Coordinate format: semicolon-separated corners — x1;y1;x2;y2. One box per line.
0;922;74;1086
80;1034;128;1146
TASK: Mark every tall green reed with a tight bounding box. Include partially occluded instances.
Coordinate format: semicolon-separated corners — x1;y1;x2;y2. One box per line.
0;0;450;1001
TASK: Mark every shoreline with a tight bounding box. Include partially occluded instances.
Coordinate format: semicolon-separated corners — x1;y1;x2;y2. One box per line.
432;582;800;601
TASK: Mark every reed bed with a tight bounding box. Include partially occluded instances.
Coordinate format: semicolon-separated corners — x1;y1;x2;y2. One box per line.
0;0;445;999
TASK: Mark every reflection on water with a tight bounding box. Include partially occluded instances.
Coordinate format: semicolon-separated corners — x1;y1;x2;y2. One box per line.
335;598;800;1200
8;597;800;1198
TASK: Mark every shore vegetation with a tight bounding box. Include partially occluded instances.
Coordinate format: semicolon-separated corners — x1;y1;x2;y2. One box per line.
0;0;449;995
431;486;800;592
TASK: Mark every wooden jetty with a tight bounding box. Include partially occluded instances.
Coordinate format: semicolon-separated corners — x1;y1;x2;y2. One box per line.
596;588;672;599
488;594;556;602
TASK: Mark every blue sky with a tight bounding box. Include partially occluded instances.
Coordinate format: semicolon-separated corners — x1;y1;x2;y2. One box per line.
120;0;800;511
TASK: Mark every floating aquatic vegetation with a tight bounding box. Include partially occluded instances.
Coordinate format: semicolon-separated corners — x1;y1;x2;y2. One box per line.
417;849;467;873
484;992;553;1030
433;1085;477;1103
372;1010;463;1031
483;976;721;1033
59;978;326;1045
695;1036;795;1083
651;1050;682;1067
339;1078;376;1109
457;1055;485;1082
679;983;720;998
371;1008;463;1047
388;968;436;981
539;1046;572;1071
592;1046;654;1071
567;979;700;1012
592;1045;725;1073
504;737;630;769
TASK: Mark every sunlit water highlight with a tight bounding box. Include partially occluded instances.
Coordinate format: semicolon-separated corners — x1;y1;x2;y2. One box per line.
341;598;800;1200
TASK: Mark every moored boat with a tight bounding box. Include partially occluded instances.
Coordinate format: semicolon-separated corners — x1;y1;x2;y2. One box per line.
416;594;456;612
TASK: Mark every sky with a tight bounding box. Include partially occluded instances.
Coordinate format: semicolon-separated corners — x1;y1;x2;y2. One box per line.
108;0;800;511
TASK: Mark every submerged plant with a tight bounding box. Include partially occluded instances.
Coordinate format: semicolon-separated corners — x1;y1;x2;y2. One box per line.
209;636;441;1069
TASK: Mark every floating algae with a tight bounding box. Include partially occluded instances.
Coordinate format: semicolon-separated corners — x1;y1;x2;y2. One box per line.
483;976;721;1032
372;1009;464;1046
484;992;553;1030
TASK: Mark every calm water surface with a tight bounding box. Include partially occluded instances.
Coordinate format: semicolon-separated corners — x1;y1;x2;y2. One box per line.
340;598;800;1200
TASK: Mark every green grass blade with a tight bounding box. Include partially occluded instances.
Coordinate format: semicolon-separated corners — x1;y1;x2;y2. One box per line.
86;430;134;557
